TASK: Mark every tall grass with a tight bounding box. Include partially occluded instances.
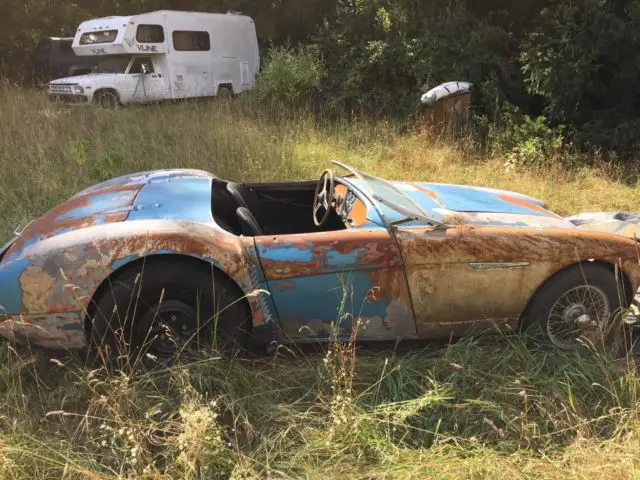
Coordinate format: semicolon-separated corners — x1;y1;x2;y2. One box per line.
2;82;640;240
2;83;640;478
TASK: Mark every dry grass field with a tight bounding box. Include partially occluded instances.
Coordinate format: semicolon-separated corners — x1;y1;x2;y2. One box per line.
2;83;640;479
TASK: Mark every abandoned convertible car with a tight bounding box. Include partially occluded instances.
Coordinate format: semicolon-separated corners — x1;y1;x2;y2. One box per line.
1;162;639;358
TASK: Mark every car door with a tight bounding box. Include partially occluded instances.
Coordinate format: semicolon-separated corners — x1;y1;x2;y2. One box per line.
254;227;416;341
393;224;538;338
129;57;166;102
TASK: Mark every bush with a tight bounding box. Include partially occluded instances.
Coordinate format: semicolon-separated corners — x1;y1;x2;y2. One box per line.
520;0;640;153
248;45;327;110
490;103;565;168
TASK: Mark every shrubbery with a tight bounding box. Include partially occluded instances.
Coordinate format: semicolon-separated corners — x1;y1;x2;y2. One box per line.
247;46;326;110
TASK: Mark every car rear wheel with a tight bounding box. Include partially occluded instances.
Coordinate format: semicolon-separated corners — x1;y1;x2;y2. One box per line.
89;258;250;367
522;263;629;351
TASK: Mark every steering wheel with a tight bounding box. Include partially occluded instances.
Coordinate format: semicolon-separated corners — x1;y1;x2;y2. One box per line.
313;169;335;227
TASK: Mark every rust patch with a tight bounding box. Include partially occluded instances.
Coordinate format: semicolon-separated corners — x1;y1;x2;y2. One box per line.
497;194;563;219
274;280;296;291
20;265;56;313
0;313;85;349
6;183;141;257
412;183;445;206
257;229;403;281
7;221;273;341
396;224;640;338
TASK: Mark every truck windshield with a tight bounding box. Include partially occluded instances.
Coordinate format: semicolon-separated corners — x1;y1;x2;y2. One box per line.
94;55;131;73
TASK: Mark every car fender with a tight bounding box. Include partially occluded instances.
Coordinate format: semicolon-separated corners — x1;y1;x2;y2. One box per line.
0;219;276;346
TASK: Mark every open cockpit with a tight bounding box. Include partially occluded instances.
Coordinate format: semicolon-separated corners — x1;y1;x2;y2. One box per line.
210;179;347;236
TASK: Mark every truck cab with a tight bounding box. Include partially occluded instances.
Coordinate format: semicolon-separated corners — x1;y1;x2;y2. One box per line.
49;55;167;106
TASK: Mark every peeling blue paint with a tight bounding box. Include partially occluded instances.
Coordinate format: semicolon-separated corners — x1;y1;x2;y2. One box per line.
269;272;392;338
0;258;31;313
257;244;315;263
57;190;139;221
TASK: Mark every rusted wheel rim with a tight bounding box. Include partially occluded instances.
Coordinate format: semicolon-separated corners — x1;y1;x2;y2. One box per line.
141;300;199;357
547;285;610;349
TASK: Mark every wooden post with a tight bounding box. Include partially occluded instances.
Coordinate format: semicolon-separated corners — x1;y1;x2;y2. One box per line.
421;91;471;139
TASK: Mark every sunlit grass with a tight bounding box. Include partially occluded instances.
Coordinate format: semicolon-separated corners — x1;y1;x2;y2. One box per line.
2;83;640;478
2;83;640;240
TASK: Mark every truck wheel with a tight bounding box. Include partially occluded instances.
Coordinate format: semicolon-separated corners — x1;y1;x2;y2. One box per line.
89;258;251;367
521;263;628;351
216;85;234;101
95;90;120;109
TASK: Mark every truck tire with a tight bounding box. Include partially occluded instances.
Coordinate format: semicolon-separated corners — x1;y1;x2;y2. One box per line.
216;85;234;101
95;90;120;109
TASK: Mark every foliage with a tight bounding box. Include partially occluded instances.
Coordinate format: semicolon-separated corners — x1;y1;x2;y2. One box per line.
314;0;517;118
520;0;640;152
4;0;640;155
248;45;326;110
489;103;565;169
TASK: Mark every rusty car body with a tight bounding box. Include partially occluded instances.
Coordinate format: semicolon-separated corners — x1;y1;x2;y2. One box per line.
1;162;639;355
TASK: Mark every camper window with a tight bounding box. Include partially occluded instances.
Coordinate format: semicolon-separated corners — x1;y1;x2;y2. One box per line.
80;30;118;45
95;55;131;73
129;57;154;74
172;31;210;51
136;24;164;43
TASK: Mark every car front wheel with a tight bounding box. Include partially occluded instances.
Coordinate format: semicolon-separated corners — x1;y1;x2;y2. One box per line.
522;263;630;351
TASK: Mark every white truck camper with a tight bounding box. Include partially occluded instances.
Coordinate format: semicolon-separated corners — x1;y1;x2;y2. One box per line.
48;10;259;107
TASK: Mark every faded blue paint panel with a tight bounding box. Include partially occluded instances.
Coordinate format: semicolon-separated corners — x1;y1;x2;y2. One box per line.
127;177;214;223
415;183;549;216
270;271;389;338
324;248;369;270
57;190;138;221
257;243;315;263
0;258;31;313
257;243;379;276
72;169;212;198
3;234;42;262
345;178;552;224
258;232;396;280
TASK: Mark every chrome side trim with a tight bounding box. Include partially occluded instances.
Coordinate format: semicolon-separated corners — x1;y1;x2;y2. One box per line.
468;261;530;270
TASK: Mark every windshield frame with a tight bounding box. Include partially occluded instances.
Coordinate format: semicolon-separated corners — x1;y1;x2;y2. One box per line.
332;160;444;228
93;55;133;74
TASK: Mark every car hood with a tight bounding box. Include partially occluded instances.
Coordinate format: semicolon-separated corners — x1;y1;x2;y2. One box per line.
3;169;215;261
49;73;121;85
353;179;575;228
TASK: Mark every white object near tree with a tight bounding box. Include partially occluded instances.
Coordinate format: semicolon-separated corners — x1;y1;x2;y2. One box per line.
420;81;473;106
47;10;260;107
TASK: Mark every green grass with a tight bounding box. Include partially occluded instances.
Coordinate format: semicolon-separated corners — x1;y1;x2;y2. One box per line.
2;83;640;478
